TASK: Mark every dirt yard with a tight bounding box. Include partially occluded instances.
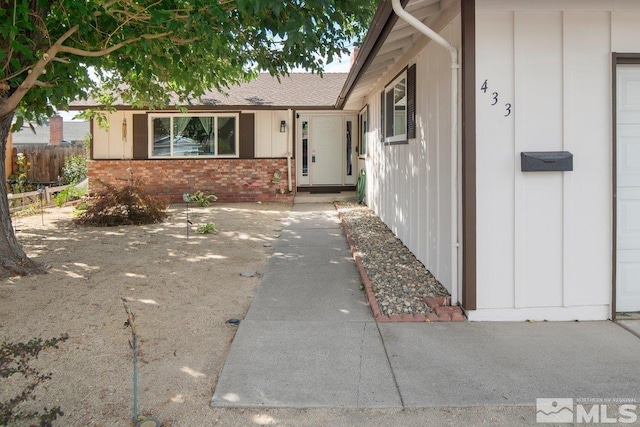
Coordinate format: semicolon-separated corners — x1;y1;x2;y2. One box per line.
1;202;291;426
1;202;533;426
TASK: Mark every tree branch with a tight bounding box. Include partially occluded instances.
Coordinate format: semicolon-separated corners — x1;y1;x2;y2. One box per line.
59;32;171;57
33;80;55;88
0;24;79;118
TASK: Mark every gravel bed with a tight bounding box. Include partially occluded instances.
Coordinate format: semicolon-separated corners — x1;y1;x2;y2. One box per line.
336;202;449;316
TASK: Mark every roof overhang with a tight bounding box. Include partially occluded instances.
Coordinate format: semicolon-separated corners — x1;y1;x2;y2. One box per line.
336;0;454;110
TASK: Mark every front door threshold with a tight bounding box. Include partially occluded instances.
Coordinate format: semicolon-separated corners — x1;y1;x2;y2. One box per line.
294;190;356;204
297;185;356;194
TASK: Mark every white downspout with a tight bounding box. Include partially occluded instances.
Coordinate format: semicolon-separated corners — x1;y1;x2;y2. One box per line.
391;0;460;306
287;109;293;192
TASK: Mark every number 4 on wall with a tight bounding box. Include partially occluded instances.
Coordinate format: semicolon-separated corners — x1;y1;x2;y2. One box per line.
480;79;513;118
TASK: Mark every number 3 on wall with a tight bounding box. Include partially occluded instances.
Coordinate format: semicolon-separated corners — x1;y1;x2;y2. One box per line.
480;79;513;118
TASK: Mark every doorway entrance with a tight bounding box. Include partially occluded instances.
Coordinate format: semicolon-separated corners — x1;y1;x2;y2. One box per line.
296;113;357;188
615;62;640;314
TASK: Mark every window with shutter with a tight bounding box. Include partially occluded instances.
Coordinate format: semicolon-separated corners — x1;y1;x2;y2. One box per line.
382;65;415;144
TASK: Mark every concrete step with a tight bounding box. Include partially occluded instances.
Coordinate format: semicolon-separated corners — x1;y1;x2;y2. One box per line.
294;191;356;204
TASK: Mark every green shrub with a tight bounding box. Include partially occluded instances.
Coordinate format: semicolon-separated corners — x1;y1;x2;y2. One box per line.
183;191;217;207
54;185;87;207
9;153;34;194
197;222;217;234
61;155;88;184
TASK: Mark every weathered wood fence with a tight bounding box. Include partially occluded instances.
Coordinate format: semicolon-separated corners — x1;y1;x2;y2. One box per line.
9;145;86;184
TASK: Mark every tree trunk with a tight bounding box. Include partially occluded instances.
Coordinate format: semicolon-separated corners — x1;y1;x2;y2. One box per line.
0;111;47;278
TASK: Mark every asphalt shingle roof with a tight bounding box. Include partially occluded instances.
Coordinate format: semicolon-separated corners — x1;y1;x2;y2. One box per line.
196;73;347;107
71;73;348;109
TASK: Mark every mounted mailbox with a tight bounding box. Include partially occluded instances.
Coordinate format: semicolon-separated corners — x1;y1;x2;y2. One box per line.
521;151;573;172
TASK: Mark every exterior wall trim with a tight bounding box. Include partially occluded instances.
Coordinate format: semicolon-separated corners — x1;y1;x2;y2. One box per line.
611;52;640;320
462;0;477;311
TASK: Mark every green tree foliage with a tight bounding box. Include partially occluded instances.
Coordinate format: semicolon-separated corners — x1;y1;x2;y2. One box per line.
0;0;376;277
1;0;375;123
61;154;88;184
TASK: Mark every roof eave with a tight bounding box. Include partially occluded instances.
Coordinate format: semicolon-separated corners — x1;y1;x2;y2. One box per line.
335;0;410;109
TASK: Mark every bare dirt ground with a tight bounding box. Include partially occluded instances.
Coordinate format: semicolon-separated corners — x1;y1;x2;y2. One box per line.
1;203;534;426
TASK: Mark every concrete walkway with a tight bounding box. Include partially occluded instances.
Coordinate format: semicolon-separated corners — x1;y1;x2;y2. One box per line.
211;204;640;409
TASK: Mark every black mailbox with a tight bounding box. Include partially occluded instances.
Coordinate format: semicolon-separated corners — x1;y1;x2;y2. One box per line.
521;151;573;172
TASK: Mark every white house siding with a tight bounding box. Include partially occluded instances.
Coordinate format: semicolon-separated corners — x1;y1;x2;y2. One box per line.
254;110;290;158
92;111;134;159
472;0;640;321
363;17;461;298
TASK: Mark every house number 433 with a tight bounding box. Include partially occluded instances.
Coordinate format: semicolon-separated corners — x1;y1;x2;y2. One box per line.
480;79;512;117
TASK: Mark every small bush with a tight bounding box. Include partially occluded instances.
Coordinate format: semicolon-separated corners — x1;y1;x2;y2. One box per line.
74;179;169;226
54;186;87;207
197;222;217;234
184;191;217;207
61;155;88;185
9;153;35;194
0;334;69;427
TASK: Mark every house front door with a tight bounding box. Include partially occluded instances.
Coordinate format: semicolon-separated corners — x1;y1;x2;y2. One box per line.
310;115;343;185
296;114;356;187
616;64;640;313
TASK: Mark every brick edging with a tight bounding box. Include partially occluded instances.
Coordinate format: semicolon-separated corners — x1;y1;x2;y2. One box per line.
336;204;433;323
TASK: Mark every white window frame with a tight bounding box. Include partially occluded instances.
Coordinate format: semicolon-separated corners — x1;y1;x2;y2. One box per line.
384;72;407;144
148;112;240;158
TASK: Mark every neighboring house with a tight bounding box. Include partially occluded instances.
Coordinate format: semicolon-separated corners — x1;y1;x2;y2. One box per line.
11;115;89;146
80;0;640;322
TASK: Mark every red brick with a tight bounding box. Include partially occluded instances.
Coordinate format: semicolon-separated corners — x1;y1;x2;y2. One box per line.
401;314;415;322
413;314;427;322
88;159;295;203
388;315;402;322
434;306;462;316
423;296;450;309
451;312;465;322
427;313;440;322
438;313;452;321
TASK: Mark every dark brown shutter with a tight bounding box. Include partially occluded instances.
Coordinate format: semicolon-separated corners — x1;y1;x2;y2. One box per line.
132;114;148;159
239;113;255;159
380;91;385;142
386;89;394;139
407;63;416;139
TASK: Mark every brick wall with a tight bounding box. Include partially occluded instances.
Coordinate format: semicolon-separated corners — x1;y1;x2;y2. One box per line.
88;159;296;203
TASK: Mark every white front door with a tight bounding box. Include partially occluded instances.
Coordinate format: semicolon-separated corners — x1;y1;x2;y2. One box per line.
311;115;343;185
616;64;640;313
296;114;357;186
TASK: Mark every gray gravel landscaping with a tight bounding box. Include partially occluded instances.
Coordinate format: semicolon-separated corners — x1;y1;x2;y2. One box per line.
335;202;449;316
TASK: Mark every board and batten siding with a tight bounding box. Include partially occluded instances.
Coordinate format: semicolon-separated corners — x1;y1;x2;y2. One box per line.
254;110;290;158
473;1;640;320
92;111;135;159
363;17;462;298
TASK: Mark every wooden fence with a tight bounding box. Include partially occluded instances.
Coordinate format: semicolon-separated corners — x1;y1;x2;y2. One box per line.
8;145;86;184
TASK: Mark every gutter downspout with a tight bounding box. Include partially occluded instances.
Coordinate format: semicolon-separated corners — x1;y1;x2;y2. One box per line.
391;0;460;306
287;109;293;193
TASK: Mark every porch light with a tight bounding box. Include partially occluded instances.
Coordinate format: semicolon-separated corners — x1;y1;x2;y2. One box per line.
280;120;286;133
